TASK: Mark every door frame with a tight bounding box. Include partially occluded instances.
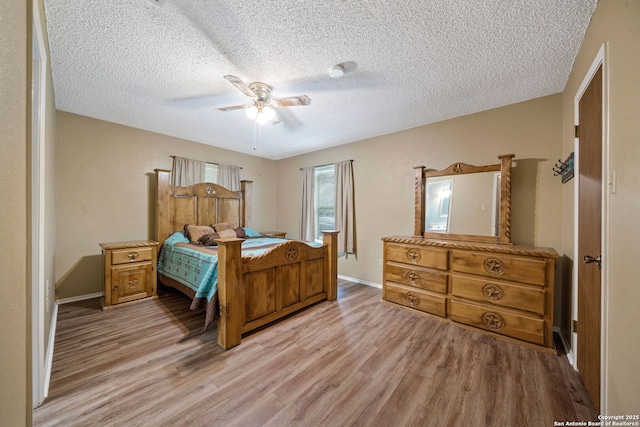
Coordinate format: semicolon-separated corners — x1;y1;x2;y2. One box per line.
32;0;48;408
571;43;610;412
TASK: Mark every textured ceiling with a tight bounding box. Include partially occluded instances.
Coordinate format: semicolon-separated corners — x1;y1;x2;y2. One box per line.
44;0;597;160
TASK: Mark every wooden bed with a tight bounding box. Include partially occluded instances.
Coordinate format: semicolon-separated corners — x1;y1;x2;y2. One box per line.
154;169;338;350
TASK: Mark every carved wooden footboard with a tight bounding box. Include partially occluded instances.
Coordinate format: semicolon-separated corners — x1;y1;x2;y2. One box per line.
216;231;338;349
154;168;339;350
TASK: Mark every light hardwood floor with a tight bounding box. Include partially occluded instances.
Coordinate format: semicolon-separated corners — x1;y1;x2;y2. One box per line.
34;279;597;426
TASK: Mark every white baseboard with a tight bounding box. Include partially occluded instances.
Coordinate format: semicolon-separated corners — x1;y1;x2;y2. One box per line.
43;303;58;399
338;275;382;289
56;292;103;305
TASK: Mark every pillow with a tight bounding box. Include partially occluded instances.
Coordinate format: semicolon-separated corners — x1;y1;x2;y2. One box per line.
212;222;238;232
198;232;221;246
243;227;262;237
183;224;215;245
217;227;247;239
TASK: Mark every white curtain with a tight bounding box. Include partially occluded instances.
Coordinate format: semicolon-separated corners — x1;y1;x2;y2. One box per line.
335;160;355;255
171;156;205;186
218;164;241;191
300;167;315;241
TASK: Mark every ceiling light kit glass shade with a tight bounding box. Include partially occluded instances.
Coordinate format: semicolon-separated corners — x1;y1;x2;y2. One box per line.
245;104;275;125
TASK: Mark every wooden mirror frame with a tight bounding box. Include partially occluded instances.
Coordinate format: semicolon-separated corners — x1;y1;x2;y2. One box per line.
414;154;515;245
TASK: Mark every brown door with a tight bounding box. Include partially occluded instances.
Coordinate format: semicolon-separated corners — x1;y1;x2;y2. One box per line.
577;65;602;411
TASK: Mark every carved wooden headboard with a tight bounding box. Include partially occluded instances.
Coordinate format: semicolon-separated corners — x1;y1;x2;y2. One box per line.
155;169;253;245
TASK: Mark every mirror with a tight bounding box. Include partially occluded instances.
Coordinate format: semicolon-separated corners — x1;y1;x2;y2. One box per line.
414;154;514;245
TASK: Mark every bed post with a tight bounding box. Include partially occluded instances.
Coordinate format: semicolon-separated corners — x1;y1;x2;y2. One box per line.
322;231;339;301
241;180;253;227
216;237;244;350
155;169;171;245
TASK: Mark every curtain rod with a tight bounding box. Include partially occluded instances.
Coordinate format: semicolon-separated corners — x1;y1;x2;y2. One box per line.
300;159;354;170
170;155;243;169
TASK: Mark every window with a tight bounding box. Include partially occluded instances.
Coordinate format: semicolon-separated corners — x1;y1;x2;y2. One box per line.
205;162;218;183
314;164;335;241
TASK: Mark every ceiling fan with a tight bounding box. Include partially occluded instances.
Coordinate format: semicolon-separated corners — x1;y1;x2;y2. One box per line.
217;75;311;124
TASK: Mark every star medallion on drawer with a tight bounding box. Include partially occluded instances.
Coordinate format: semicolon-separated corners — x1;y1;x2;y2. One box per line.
482;312;505;330
406;270;420;284
482;283;505;301
405;292;420;307
406;249;421;263
483;257;505;275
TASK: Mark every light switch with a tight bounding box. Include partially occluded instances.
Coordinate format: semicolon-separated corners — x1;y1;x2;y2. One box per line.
609;170;617;194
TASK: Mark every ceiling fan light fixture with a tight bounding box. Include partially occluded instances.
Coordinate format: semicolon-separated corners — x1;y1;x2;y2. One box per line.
255;106;275;125
245;105;258;120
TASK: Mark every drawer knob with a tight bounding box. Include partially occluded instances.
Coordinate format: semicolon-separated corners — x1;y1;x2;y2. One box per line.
406;249;421;263
405;292;420;307
406;270;420;284
128;251;139;261
482;283;504;301
483;257;505;275
482;312;505;330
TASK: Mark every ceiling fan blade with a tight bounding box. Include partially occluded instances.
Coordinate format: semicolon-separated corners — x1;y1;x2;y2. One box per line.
272;95;311;107
216;104;251;112
223;75;256;99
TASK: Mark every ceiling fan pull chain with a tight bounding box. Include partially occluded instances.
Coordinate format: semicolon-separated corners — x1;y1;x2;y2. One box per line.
253;119;257;151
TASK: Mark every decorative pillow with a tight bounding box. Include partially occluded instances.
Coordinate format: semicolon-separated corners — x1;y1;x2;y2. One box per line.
212;222;238;232
183;224;215;244
217;227;247;239
198;232;221;246
243;227;262;237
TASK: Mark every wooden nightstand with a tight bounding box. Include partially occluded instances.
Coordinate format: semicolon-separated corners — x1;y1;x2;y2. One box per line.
99;240;159;310
260;231;287;238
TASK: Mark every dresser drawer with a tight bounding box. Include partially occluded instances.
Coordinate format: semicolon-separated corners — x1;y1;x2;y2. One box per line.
384;283;446;317
386;244;448;270
450;251;547;286
385;262;447;294
111;247;154;265
450;300;545;345
451;275;545;315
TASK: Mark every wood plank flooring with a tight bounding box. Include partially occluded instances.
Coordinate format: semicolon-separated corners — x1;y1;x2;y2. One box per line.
34;280;597;426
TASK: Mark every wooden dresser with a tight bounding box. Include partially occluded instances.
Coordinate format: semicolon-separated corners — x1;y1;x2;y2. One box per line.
382;236;558;353
100;240;159;310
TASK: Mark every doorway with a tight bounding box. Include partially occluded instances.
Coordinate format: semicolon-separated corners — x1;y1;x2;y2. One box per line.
572;45;608;413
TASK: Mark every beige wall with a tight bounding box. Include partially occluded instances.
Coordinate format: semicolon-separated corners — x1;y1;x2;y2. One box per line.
0;0;29;424
55;112;278;299
276;94;563;288
561;0;640;414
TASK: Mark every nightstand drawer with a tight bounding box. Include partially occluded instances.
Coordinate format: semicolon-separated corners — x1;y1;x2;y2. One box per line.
385;244;448;270
112;247;153;265
451;274;545;314
384;282;446;317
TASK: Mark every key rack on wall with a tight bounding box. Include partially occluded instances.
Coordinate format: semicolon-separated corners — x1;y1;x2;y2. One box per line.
553;152;574;183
